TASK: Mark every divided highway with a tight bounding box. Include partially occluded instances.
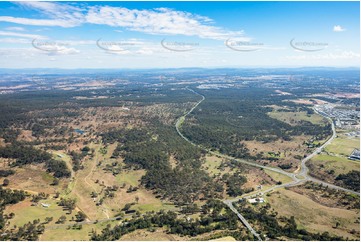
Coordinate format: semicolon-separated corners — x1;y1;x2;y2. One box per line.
175;87;360;240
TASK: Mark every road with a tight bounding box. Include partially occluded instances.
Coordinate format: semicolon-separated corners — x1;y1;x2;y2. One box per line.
176;87;359;195
174;87;360;240
175;87;205;146
298;110;337;178
224;200;262;241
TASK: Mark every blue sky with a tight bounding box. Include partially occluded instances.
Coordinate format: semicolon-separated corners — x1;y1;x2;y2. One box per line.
0;1;359;68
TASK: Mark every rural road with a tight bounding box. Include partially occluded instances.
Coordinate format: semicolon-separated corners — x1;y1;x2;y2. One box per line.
175;87;360;240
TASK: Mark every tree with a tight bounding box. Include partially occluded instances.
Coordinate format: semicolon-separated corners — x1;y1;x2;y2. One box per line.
75;211;86;222
51;178;59;186
3;178;9;186
44;217;53;224
58;198;76;211
56;215;67;224
81;146;90;152
122;203;132;211
54;191;60;199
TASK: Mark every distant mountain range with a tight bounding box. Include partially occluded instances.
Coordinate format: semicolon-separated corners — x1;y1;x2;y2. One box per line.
0;67;359;75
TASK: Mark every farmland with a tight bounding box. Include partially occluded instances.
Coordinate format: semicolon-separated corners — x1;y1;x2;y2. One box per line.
0;68;359;240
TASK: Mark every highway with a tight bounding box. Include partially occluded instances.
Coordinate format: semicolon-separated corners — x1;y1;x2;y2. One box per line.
176;87;359;195
224;200;262;241
298;110;337;178
174;87;360;240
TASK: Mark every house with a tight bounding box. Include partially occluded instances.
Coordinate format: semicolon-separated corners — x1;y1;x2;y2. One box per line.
349;149;360;161
41;203;50;208
248;198;265;204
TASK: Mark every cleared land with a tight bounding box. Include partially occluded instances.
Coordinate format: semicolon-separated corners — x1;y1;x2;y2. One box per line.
118;228;184;241
5;199;70;228
268;109;326;126
40;220;118;241
244;135;311;172
268;188;360;240
324;133;360;157
0;164;64;195
202;155;229;175
264;169;293;184
310;154;359;176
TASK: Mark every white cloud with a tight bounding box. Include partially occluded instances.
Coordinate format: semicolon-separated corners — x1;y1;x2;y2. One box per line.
32;43;80;55
48;46;80;55
0;31;46;39
333;25;346;32
0;46;79;60
0;2;247;41
286;51;359;60
103;45;130;53
17;1;85;27
0;48;37;58
86;6;245;40
0;38;29;44
136;49;153;55
0;16;79;28
5;26;26;31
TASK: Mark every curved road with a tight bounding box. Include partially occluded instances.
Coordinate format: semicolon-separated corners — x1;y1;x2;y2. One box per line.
175;87;360;240
176;87;359;195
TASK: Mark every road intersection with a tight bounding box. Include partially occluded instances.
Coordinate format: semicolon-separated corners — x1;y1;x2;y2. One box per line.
175;88;359;240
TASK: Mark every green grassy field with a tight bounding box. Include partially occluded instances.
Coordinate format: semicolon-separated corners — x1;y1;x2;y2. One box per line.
325;135;360;156
132;201;177;213
5;199;72;228
268;110;326;126
64;143;109;220
202;155;226;175
268;189;359;240
115;169;145;187
310;154;359;175
264;169;293;184
40;220;118;241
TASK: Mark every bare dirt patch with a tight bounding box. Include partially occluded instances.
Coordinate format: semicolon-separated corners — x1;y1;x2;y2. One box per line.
1;164;63;195
17;130;36;142
119;228;185;241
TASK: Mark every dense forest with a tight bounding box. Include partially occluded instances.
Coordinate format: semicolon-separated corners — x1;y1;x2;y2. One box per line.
0;143;70;178
102;126;224;205
181;87;332;159
336;171;360;192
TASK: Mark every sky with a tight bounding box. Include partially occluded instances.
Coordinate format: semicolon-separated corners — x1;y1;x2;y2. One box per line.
0;1;359;69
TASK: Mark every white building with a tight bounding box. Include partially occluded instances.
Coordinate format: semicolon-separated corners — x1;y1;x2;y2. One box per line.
248;198;265;204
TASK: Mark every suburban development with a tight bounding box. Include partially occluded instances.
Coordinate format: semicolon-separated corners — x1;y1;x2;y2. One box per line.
0;1;359;241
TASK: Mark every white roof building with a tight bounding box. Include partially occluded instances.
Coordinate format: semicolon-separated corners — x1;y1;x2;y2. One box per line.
248;198;265;204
